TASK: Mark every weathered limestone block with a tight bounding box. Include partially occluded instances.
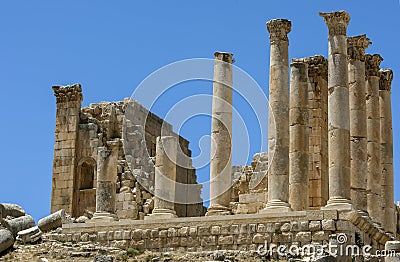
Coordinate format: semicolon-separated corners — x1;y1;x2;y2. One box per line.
1;215;35;237
207;51;234;216
0;204;25;218
319;11;353;211
38;209;66;232
261;18;292;213
0;229;14;253
16;226;42;244
94;254;114;262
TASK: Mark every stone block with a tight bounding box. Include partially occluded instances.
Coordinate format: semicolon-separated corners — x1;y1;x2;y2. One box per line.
198;226;210;236
272;232;292;243
211;226;220;235
189;227;197;237
107;231;114;241
230;225;239;234
132;229;143;240
200;236;216;246
321;220;336;231
167;228;177;237
312;231;330;241
237;234;251;245
309;221;322;231
294;232;312;242
257;224;266;233
252;233;267;244
218;235;234;245
114;231;123;240
249;224;257;233
299;221;309;231
178;227;189;237
239;224;247;234
281;223;291;232
150;229;159;238
221;225;230;235
122;231;131;240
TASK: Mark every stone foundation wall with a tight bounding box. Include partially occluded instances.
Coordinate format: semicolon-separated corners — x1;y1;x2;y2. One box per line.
53;210;391;254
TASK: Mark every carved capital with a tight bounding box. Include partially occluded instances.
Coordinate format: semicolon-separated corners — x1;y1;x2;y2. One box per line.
379;68;393;91
52;84;83;103
347;34;371;61
319;11;350;36
266;19;291;45
365;54;383;77
214;51;234;63
293;55;328;80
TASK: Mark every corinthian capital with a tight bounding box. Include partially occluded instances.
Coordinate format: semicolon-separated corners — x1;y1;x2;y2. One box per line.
365;54;383;77
347;34;371;61
319;11;350;36
379;69;393;91
266;19;291;45
52;84;83;103
293;55;328;80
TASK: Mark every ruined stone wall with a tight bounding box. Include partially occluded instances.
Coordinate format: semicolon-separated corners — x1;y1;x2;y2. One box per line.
51;88;205;219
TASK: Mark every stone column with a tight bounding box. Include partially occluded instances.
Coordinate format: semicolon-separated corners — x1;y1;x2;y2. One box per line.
147;136;178;219
92;139;119;221
347;35;371;214
379;68;396;234
288;61;309;211
206;51;233;216
365;54;383;224
319;11;353;210
261;19;292;213
51;84;82;215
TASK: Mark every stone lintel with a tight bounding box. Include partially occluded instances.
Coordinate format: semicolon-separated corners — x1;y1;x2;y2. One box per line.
347;34;371;61
319;11;350;35
365;54;383;77
52;83;83;103
379;68;393;91
266;19;291;44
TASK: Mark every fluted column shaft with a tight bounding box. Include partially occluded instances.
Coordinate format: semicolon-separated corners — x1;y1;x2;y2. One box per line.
347;35;371;213
206;52;233;216
379;68;396;234
289;61;309;211
365;54;383;224
148;136;178;219
261;19;292;213
320;11;353;210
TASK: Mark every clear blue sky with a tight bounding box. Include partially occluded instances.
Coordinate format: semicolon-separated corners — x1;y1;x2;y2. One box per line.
0;1;398;221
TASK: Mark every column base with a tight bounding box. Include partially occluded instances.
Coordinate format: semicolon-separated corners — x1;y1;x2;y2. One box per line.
321;198;354;211
205;204;231;216
88;212;118;222
145;208;177;220
259;200;292;213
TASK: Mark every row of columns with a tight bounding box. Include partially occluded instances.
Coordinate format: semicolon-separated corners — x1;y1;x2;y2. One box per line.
89;12;395;236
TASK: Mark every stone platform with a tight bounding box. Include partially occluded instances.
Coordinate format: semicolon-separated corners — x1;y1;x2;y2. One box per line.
51;210;392;253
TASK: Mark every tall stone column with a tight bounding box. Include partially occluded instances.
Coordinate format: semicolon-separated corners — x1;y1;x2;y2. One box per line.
288;61;309;211
147;136;178;219
365;54;383;224
206;51;233;216
92;139;119;221
379;68;396;234
347;35;371;214
51;84;82;215
261;19;292;213
319;11;353;210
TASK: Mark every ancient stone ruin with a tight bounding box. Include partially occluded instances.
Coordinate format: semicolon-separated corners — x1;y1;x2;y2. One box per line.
2;10;399;261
